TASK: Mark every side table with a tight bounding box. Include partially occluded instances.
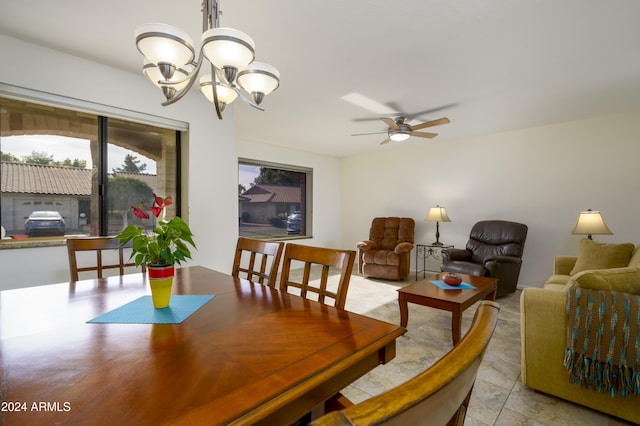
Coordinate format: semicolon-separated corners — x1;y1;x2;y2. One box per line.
415;243;453;281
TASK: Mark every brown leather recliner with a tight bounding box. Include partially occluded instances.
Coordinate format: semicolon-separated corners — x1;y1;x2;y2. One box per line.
357;217;415;280
441;220;528;297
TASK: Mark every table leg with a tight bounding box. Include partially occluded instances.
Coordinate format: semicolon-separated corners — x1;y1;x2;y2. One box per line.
451;307;462;345
399;294;409;327
486;288;497;301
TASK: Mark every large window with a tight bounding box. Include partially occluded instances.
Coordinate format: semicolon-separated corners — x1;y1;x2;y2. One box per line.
0;92;182;240
238;158;312;239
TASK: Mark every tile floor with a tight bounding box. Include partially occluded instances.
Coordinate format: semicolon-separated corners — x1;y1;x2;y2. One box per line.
333;272;634;426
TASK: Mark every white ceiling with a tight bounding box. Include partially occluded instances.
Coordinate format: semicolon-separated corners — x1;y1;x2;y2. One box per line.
2;0;640;157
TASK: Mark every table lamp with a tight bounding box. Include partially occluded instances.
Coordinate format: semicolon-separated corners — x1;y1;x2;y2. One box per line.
425;205;451;246
571;209;612;240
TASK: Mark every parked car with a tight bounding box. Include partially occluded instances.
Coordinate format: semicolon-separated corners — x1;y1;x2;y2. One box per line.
24;211;65;236
286;211;301;234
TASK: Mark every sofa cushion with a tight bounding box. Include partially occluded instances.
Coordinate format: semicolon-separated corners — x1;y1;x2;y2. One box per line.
363;250;400;266
571;268;640;295
628;245;640;268
545;274;572;286
569;238;635;275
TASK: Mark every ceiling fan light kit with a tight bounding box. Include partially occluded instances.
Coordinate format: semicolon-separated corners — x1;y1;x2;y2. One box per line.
134;0;280;119
353;114;450;145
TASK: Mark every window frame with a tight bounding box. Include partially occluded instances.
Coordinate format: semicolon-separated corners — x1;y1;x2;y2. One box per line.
238;157;313;240
0;84;186;244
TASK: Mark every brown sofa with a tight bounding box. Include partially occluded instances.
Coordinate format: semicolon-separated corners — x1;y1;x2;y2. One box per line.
357;217;414;280
520;239;640;424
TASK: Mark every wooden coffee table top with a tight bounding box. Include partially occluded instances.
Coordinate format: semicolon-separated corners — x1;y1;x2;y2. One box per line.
398;273;498;311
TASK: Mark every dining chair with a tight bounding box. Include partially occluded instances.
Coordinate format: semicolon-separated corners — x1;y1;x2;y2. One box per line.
279;243;356;310
311;300;501;426
231;237;285;287
67;237;145;281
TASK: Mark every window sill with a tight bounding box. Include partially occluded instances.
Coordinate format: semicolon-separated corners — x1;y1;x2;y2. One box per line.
0;237;67;250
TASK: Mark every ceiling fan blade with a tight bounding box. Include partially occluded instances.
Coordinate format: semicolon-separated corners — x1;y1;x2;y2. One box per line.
405;103;458;121
341;92;398;115
353;117;388;122
380;137;392;145
351;131;387;137
411;117;450;131
382;117;399;129
411;131;438;139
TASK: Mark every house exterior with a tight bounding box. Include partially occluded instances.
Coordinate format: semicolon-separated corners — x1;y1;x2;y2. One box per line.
0;162;156;235
239;184;301;225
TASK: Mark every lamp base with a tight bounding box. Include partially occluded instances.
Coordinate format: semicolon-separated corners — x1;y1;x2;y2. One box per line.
431;241;443;246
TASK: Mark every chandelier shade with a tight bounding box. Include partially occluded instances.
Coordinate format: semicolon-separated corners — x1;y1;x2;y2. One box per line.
135;23;195;73
236;62;280;104
134;0;279;119
199;74;239;106
201;28;255;75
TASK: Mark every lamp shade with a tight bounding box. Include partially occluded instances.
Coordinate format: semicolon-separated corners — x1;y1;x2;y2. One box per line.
236;62;280;97
135;23;195;69
201;28;255;71
572;210;612;236
199;74;239;105
425;206;451;223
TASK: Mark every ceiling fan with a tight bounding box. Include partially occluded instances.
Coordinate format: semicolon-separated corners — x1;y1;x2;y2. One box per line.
352;116;451;145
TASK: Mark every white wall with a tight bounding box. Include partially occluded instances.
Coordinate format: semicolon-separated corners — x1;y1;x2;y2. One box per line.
340;110;640;288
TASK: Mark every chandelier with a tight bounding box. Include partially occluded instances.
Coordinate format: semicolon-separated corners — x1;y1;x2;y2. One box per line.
134;0;280;119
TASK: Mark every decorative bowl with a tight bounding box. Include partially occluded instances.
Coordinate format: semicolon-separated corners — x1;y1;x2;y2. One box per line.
443;273;462;286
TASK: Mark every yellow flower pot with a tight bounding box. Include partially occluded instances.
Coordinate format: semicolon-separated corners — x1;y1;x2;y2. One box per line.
148;264;175;308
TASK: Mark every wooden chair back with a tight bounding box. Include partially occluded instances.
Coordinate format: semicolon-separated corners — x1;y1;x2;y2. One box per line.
67;237;144;281
231;237;284;287
311;301;501;426
279;243;356;310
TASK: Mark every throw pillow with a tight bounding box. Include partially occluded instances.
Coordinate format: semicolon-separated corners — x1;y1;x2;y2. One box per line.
569;238;635;275
572;268;640;295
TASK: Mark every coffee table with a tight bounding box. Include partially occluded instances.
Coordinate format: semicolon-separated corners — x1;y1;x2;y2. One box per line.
398;273;498;345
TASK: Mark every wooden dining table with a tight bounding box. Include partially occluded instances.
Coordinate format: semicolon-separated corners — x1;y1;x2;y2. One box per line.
0;266;405;425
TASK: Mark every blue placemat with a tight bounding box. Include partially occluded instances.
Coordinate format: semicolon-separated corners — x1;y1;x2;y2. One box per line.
430;280;477;290
88;295;215;324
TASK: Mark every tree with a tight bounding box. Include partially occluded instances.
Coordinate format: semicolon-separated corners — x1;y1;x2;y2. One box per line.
253;167;303;186
113;154;148;173
1;151;19;162
22;150;54;165
107;176;154;213
238;184;247;195
60;158;87;168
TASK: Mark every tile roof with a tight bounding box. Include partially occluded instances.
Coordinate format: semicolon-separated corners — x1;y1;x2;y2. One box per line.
240;184;301;204
1;162;92;195
1;162;157;196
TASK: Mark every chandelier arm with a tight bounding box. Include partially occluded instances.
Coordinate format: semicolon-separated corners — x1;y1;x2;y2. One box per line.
211;62;223;119
161;56;204;106
233;85;265;111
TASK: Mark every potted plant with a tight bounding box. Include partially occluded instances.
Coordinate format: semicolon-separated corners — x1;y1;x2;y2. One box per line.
116;194;196;308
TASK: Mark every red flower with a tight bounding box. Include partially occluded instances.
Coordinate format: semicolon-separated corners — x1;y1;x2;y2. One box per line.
149;205;163;218
149;194;173;217
131;204;150;219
